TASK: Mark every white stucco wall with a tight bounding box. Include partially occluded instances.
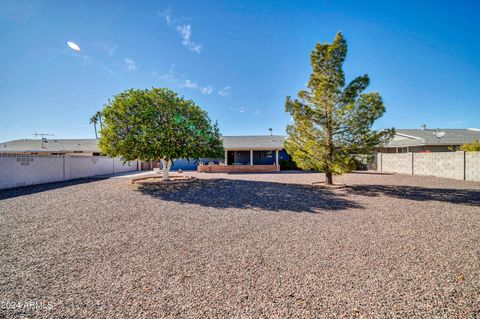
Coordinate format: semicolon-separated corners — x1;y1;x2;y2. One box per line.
0;154;65;189
0;154;138;190
113;158;137;173
69;156;115;179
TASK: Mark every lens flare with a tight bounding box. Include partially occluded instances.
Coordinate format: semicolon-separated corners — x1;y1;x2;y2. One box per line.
67;41;81;51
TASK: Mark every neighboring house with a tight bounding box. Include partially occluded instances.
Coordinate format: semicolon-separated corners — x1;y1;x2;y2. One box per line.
0;135;291;171
379;128;480;153
0;139;140;190
0;139;100;155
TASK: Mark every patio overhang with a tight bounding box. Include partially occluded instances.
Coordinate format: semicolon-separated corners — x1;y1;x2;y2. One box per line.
221;148;281;172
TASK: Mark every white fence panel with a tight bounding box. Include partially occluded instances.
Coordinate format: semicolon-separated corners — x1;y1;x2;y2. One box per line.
113;158;137;173
0;154;139;190
68;156;115;179
0;154;64;189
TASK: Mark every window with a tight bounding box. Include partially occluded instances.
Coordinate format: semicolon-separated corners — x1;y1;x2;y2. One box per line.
261;151;273;158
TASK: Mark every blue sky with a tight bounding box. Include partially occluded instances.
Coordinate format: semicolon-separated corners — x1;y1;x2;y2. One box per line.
1;0;479;141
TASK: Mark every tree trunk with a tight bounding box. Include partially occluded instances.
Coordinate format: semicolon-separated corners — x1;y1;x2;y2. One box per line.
94;123;98;139
325;171;333;185
160;159;172;181
325;103;334;186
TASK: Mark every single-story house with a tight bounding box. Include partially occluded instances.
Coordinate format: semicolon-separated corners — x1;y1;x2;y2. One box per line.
378;128;480;153
0;135;292;172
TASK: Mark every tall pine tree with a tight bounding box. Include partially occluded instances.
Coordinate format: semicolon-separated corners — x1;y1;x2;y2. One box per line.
285;32;394;185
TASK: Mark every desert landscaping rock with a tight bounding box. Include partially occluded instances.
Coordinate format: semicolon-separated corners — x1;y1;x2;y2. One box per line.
1;172;479;318
130;174;196;186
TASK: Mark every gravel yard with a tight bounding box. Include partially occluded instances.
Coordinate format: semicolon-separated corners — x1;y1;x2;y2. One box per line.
1;171;479;318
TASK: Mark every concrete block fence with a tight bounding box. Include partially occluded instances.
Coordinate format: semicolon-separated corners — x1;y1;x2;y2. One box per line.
0;154;139;190
377;151;480;182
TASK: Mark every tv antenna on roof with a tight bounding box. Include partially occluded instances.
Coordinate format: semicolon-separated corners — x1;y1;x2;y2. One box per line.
433;128;446;143
31;132;54;148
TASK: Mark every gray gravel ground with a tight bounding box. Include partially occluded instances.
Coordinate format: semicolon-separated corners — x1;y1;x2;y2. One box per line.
0;171;479;318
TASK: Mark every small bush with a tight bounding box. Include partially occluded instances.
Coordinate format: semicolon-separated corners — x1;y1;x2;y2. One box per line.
352;154;375;171
279;159;299;170
459;139;480;152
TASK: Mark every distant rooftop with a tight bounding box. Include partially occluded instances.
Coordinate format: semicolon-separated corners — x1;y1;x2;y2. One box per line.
0;138;100;153
0;135;287;153
385;128;480;147
2;129;477;153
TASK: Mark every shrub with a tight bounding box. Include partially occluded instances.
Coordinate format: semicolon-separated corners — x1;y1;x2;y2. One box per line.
459;139;480;152
279;159;299;170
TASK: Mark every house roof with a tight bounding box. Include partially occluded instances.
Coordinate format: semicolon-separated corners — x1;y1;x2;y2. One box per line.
222;135;285;150
384;129;480;148
0;139;100;153
5;129;475;153
0;135;287;153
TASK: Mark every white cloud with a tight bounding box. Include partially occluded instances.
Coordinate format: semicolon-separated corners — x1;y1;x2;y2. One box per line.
124;58;137;71
218;86;231;96
156;66;217;96
158;9;173;25
176;24;190;40
81;55;91;66
176;24;202;53
97;43;117;56
158;9;190;26
230;106;247;114
157;65;176;82
159;8;201;53
181;79;198;89
201;85;213;95
229;105;263;116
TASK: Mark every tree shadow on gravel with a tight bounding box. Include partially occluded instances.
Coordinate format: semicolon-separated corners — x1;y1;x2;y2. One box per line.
136;178;362;213
347;185;480;206
0;178;106;200
350;171;395;175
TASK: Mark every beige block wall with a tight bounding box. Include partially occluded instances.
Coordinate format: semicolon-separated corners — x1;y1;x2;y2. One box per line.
466;152;480;182
378;151;480;182
381;153;413;174
413;152;464;180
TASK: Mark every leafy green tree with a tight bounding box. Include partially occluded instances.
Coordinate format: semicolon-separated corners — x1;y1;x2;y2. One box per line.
285;32;394;185
98;88;224;180
459;139;480;152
